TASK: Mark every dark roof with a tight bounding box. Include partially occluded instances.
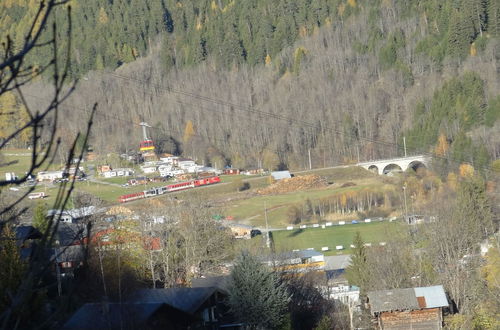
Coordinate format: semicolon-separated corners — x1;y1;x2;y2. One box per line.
130;287;218;314
367;285;448;313
63;303;165;330
52;245;86;263
368;288;418;313
56;223;86;246
191;276;230;292
15;225;42;241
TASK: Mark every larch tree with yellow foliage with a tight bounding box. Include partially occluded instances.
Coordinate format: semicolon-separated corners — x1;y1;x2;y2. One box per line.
434;133;450;156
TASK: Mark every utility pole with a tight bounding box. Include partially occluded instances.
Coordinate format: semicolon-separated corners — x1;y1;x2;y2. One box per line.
264;201;270;248
403;136;407;157
308;148;312;170
403;184;409;223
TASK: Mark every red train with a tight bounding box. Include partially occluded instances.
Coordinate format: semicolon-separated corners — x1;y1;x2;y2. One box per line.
117;176;221;203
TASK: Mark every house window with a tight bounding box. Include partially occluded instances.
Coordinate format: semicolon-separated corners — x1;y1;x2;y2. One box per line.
202;308;210;322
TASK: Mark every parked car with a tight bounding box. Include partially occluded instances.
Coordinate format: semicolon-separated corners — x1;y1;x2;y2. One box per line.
351;220;359;224
250;229;262;238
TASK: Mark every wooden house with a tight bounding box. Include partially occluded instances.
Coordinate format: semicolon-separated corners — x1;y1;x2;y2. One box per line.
367;285;449;330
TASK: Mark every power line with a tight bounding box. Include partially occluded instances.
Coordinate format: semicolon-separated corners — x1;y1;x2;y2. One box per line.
21;93;255;149
108;72;403;150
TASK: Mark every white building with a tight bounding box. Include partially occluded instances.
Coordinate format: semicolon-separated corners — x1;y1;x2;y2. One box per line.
328;284;360;305
160;169;184;177
159;156;178;164
47;206;99;223
177;158;196;170
37;170;65;182
5;172;17;181
141;166;157;174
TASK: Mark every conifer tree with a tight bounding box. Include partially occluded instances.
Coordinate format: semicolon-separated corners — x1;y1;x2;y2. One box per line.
345;232;370;293
228;252;290;329
488;0;500;36
0;225;26;313
32;202;49;234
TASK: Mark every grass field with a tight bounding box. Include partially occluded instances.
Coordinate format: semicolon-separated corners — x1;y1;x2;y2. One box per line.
271;221;400;255
225;180;387;228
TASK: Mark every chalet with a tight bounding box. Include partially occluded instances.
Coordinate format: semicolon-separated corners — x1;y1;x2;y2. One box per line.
367;285;449;330
223;168;240;175
54;223;88;246
64;286;237;329
130;287;231;328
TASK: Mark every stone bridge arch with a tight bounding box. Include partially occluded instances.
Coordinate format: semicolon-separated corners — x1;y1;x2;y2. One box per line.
407;160;427;173
382;163;403;175
368;165;379;174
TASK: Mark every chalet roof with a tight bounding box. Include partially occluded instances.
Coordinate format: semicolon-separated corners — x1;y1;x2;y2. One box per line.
55;223;87;246
52;245;85;263
63;302;169;329
130;287;219;314
324;255;352;271
367;285;448;314
191;276;230;292
414;286;449;308
15;225;42;242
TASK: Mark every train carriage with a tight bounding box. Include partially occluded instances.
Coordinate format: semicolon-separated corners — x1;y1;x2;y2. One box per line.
117;176;221;203
118;191;145;203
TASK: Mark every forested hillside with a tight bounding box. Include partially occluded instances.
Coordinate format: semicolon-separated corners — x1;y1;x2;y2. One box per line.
1;0;499;172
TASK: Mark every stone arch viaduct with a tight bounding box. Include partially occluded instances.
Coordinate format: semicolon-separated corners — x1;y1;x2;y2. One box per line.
357;155;431;175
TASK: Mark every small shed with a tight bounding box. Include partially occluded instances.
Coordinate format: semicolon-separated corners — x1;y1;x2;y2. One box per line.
367;285;449;330
271;171;292;181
